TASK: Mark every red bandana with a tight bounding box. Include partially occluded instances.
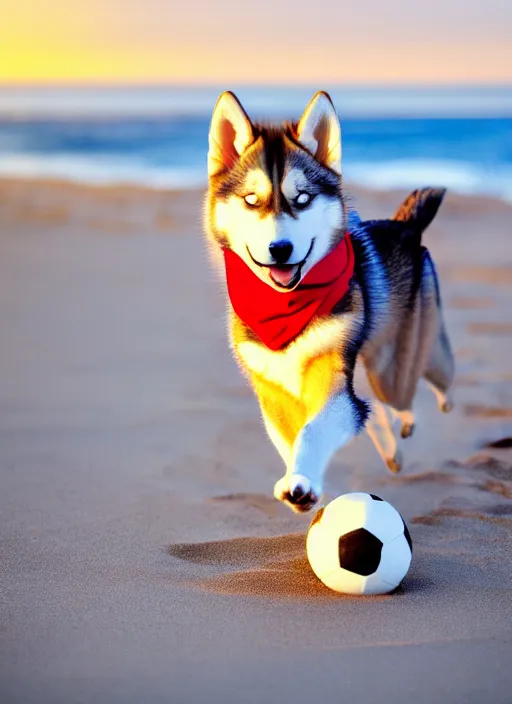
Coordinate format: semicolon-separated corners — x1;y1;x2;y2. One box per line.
223;233;354;351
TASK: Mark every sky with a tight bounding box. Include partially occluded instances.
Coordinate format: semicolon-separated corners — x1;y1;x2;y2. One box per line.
2;0;511;84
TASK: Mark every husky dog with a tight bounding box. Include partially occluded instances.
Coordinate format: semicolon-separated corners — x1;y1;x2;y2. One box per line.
204;90;454;513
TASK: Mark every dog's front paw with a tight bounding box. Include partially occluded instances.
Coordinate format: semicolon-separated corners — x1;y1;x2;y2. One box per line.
274;474;321;513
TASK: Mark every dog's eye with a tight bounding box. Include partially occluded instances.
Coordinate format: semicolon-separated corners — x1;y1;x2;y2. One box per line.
244;194;259;207
295;192;312;208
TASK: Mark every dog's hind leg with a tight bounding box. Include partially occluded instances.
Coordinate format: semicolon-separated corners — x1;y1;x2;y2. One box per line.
424;321;455;413
364;299;426;443
420;250;455;413
363;249;441;461
365;400;403;473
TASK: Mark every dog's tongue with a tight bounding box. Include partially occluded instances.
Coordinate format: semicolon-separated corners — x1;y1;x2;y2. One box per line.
269;265;298;287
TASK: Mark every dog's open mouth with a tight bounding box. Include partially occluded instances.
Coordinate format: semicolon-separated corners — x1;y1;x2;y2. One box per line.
247;240;315;290
268;263;301;288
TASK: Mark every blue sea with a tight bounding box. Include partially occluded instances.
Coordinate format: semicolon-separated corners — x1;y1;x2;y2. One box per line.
0;85;511;201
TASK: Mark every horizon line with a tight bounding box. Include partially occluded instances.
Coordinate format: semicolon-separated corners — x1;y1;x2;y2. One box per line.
1;80;512;90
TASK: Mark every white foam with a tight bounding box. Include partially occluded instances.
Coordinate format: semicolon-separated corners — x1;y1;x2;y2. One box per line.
345;159;512;203
0;153;207;190
1;153;511;203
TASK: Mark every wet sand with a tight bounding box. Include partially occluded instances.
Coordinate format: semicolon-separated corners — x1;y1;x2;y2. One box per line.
1;179;511;703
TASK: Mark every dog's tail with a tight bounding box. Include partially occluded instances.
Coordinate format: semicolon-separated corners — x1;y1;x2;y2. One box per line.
392;187;446;239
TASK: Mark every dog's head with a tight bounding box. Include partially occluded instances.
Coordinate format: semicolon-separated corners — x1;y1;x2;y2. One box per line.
205;91;346;290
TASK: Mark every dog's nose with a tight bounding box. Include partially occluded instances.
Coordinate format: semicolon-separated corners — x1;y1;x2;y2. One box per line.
269;240;293;264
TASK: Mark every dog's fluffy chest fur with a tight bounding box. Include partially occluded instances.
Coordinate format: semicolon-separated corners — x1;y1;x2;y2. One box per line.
234;315;354;398
230;311;363;452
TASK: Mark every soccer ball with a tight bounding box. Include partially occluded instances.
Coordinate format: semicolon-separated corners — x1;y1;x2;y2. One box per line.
306;492;412;595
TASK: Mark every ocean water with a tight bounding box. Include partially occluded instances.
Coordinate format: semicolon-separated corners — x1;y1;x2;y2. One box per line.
0;85;511;201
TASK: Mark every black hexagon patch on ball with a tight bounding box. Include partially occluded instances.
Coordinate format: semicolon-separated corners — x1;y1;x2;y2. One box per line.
401;517;413;554
338;528;383;576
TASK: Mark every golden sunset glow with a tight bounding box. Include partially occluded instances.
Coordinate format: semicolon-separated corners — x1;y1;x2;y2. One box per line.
2;0;511;84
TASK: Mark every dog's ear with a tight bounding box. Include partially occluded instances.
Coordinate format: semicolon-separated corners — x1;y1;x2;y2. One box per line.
296;92;342;175
393;188;447;233
208;92;254;177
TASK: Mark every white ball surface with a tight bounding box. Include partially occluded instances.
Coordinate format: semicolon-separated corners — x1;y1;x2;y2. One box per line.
306;492;412;595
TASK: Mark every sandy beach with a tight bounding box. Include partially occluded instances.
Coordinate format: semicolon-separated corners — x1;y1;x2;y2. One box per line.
1;178;511;703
